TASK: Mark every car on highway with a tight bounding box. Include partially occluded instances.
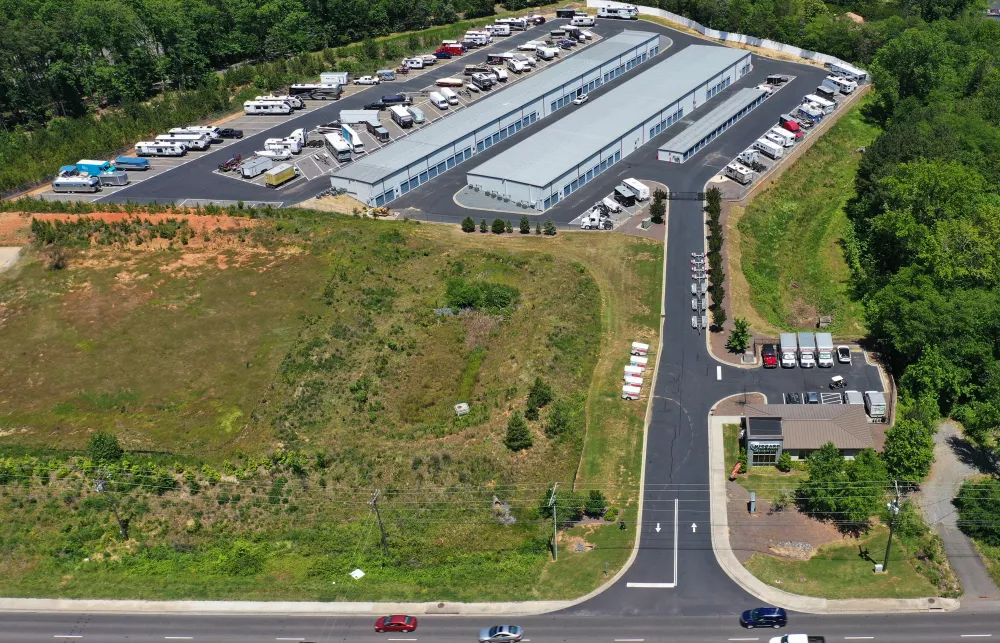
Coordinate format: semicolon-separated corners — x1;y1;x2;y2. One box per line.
837;345;852;364
572;94;589;105
479;625;523;643
355;76;381;85
740;607;787;629
374;615;418;633
219;128;244;139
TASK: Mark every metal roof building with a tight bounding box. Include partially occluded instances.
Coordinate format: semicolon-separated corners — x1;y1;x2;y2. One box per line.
743;404;879;466
657;87;768;163
329;30;662;206
465;45;752;210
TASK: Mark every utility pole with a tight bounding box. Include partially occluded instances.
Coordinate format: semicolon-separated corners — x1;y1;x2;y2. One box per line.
883;480;901;572
549;483;559;561
369;489;390;557
94;471;129;540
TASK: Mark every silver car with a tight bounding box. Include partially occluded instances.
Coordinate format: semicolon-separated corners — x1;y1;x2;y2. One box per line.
479;625;523;643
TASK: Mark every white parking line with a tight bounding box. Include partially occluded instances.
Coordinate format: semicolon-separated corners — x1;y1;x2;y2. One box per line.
275;638;305;641
716;366;722;380
960;636;992;638
728;639;759;641
844;638;874;641
53;637;82;639
615;639;645;641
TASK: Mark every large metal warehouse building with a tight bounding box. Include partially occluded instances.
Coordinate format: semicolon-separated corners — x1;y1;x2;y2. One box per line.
465;45;752;210
329;30;662;206
657;87;768;162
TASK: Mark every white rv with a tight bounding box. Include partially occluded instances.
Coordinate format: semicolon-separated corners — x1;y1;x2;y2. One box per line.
255;95;302;109
324;133;352;162
402;57;424;69
244;100;292;115
571;15;595;25
622;178;650;201
597;5;637;18
753;138;783;159
767;127;796;147
828;61;867;83
52;176;102;193
264;137;302;154
169;126;222;142
823;75;857;94
134;141;186;156
155;133;211;150
724;162;754;185
803;94;835;114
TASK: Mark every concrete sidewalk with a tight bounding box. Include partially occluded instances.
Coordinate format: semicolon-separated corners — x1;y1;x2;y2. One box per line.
707;412;961;614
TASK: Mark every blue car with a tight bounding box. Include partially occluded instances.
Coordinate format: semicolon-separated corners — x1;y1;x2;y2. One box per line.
434;51;452;59
740;607;787;629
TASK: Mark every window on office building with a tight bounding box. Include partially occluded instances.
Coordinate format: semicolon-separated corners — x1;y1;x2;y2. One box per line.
419;171;428;183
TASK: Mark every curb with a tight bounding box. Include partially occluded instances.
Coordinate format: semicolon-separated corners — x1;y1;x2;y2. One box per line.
706;407;961;614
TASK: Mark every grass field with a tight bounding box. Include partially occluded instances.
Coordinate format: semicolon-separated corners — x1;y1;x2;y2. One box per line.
745;524;939;599
0;211;661;601
730;98;880;338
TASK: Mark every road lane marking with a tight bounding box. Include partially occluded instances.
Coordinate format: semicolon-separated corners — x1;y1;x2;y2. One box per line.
960;636;992;638
615;638;645;641
276;638;305;641
717;366;722;380
164;638;193;640
626;582;676;587
844;638;875;640
728;638;759;641
387;639;417;641
53;637;82;639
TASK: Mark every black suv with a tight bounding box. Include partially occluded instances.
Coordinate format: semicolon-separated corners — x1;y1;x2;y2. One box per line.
219;128;243;139
740;607;787;629
364;102;386;111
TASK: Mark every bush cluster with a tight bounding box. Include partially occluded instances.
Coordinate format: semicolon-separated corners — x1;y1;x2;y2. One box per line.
704;188;727;330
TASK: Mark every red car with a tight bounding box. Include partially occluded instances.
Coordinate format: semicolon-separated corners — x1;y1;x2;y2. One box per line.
761;344;778;368
375;615;418;633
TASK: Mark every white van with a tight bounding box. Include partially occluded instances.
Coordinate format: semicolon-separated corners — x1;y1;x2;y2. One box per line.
753;138;783;159
631;341;649;356
630;355;648;370
622;385;642;401
624;365;643;378
402;57;424;70
428;91;449;109
439;87;460;105
768;127;795;147
622;178;650;201
624;375;644;387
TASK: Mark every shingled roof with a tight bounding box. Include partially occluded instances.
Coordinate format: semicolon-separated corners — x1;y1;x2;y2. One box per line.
745;404;876;451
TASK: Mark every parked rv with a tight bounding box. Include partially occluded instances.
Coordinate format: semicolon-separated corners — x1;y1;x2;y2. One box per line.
255;94;302;109
377;69;396;81
170;126;222;142
135;141;186;157
52;176;102;193
506;58;528;74
321;72;351;85
156;133;211;150
471;73;495;90
289;83;342;99
597;5;638;18
571;15;595;25
767;127;796;147
803;94;835;114
491;67;509;82
402;57;424;69
724;162;754;185
753;138;783;159
828;61;867;83
487;23;511;36
421;54;438;66
244;100;292;115
823;75;857;94
536;46;558;60
324;133;352;162
98;171;129;186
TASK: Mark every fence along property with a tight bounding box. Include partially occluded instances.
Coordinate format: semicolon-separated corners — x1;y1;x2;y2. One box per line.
586;0;867;73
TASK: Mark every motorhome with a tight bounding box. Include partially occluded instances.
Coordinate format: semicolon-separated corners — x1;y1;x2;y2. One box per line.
753;137;783;159
487;23;511;36
389;105;413;128
255;94;303;109
244;100;292;115
324;133;353;162
255;149;292;161
341;124;365;153
796;103;824;124
463;31;491;46
155;133;211;150
264;137;302;154
497;17;527;30
724;162;754;185
823;75;857;94
767;127;796;147
170;126;222;142
289;84;342;99
803;94;835;114
827;61;867;83
597;5;637;18
429;91;449;109
402;57;424;70
135;141;186;156
52;176;102;193
571;15;595;25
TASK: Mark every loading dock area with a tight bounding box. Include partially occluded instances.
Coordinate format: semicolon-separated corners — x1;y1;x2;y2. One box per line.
464;45;752;210
328;30;662;207
656;87;769;163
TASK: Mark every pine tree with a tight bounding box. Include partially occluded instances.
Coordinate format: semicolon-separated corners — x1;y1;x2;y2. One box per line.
543;219;557;235
519;215;530;234
535;221;542;235
504;412;533;451
480;219;488;233
461;216;476;232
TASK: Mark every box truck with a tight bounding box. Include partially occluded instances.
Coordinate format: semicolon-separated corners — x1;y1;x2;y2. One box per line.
864;391;886;419
815;332;835;367
389;105;413;128
631;341;649;356
779;333;797;368
630;355;648;370
264;163;300;188
753;138;783;159
624;375;644;387
622;178;650;201
321;72;350;85
624;365;643;378
798;332;816;368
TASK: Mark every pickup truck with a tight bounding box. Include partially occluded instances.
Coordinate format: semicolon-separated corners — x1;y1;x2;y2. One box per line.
355;76;380;85
770;635;824;643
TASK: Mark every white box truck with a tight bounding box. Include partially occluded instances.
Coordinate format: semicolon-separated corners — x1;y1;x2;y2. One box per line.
864;391;886;419
630;355;648;370
624;375;643;387
754;138;783;159
631;341;649;356
816;332;835;367
779;333;797;368
622;178;650;201
798;332;816;368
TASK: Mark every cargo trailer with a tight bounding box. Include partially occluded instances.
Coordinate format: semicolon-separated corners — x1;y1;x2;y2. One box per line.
264;163;300;188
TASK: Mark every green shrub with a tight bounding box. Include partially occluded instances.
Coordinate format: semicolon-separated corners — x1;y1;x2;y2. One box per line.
491;218;506;234
461;216;476;232
87;432;123;463
504;412;532;451
776;450;792;472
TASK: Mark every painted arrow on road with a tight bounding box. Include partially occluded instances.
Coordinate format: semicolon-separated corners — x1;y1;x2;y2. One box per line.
691;523;697;533
655;523;661;532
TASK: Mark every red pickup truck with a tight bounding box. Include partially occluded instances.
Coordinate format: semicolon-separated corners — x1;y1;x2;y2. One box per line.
761;343;778;368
